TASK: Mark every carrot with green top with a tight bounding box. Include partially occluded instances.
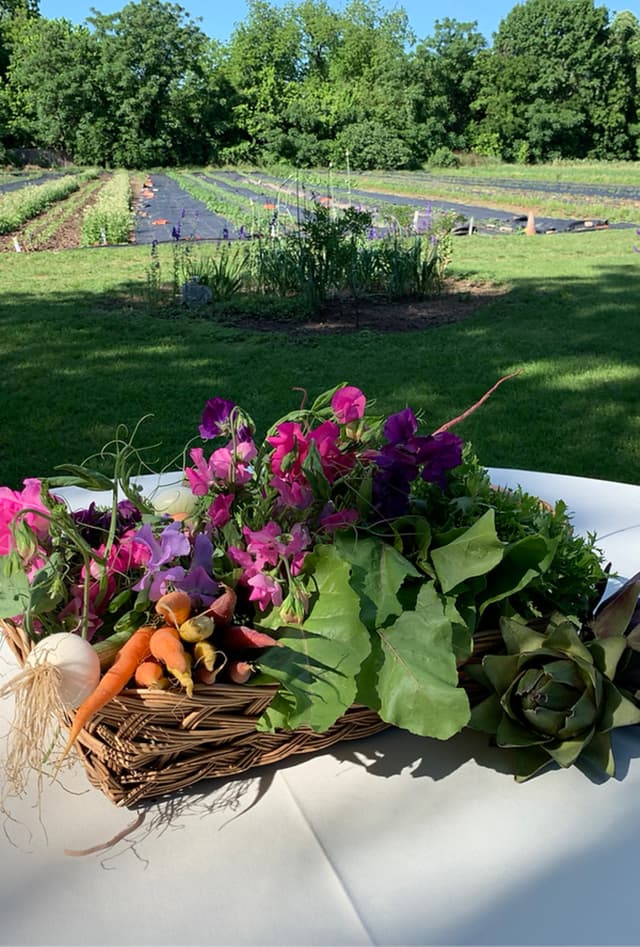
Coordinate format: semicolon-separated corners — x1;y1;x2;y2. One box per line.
60;624;155;760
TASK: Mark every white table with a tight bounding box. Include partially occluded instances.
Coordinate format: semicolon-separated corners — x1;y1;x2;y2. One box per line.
1;468;639;947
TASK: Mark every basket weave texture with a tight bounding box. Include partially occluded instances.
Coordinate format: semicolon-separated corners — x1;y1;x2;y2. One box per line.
2;621;391;807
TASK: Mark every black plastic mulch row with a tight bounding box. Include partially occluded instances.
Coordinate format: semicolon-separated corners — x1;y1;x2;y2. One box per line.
133;173;237;245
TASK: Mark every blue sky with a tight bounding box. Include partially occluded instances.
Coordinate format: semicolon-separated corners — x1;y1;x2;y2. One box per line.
37;0;537;45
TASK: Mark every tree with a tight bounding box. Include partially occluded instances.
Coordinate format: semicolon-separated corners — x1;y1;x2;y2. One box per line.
411;19;486;154
472;0;612;160
5;16;100;158
87;0;212;166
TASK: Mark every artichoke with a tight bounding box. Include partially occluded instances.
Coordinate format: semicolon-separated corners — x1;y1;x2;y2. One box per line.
468;615;640;780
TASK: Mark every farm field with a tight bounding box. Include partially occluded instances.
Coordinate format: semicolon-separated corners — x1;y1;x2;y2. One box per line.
1;164;639;252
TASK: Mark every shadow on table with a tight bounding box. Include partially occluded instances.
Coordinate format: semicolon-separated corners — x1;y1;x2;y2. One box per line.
121;724;640;865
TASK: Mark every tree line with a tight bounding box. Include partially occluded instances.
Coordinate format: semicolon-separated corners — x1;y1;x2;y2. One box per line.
0;0;639;169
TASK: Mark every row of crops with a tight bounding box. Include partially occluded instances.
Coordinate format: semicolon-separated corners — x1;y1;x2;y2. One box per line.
0;168;134;248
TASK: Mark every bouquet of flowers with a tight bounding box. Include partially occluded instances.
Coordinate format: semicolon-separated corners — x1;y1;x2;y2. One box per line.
2;380;640;800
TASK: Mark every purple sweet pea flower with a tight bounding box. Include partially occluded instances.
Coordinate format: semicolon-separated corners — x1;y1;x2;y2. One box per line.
199;397;235;439
131;522;191;593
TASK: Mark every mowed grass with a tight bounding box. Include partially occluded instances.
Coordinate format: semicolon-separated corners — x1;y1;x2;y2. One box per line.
0;227;639;490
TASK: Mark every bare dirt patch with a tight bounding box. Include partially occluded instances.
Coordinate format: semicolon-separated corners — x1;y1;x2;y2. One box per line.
222;279;509;334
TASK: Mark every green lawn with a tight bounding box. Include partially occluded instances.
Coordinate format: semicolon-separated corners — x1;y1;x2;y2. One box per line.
1;227;638;490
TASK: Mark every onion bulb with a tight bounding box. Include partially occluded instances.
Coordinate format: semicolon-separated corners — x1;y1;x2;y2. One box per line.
25;632;101;710
152;484;198;518
0;632;101;797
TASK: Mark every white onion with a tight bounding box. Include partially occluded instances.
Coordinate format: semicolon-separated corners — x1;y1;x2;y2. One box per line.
152;484;198;517
26;633;101;710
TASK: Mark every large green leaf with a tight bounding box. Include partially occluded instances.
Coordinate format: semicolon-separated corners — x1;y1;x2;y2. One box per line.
256;544;371;732
0;555;30;619
335;533;419;629
478;534;558;615
374;583;470;739
431;509;505;594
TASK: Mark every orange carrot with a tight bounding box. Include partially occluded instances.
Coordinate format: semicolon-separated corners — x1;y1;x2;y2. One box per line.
61;625;155;759
149;625;193;696
155;589;192;628
134;658;168;690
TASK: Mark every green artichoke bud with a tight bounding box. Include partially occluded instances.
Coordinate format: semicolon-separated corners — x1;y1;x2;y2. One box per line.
468;615;640;781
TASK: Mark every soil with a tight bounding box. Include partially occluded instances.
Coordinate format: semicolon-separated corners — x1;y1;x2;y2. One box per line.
222;280;508;334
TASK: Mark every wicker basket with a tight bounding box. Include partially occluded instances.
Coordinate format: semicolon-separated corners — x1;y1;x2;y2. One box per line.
1;620;498;808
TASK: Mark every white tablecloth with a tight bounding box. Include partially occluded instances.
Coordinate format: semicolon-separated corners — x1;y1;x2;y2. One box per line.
1;468;639;946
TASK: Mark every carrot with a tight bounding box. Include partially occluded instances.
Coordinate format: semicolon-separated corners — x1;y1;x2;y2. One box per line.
60;625;155;759
193;639;217;672
134;658;169;690
178;614;214;643
155;589;192;628
149;625;193;696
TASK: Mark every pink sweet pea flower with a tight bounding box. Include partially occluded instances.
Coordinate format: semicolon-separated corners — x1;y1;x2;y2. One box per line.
0;478;51;555
331;385;366;424
209;439;256;484
243;522;286;567
184;447;215;496
308;420;356;483
270;476;313;510
319;505;359;532
247;573;283;611
207;493;234;528
267;422;309;479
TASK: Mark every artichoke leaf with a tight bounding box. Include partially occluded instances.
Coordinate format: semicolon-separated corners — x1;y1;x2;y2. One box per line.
545;733;592;768
599;680;640;732
482;653;521;697
587;636;627;680
578;731;615;777
500;615;546;656
513;746;554;781
592;572;640;639
496;712;550;748
469;693;502;733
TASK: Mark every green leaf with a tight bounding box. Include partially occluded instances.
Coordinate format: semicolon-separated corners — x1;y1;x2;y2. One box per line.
256;544;371;732
482;652;521;696
500;615;546;656
546;734;590;768
478;534;558;616
335;533;419;629
26;557;65;615
0;555;30;619
374;583;470;739
47;464;115;491
431;509;504;594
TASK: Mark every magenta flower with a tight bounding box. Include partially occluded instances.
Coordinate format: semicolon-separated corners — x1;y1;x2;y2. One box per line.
270;475;313;510
0;478;51;556
308;420;355;483
267;421;309;479
207;493;234;528
319;505;359;532
331;385;366;424
184;447;215;496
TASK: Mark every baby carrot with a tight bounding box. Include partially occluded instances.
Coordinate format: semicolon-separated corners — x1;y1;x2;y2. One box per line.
134;658;169;690
150;625;194;696
60;625;155;759
155;589;192;628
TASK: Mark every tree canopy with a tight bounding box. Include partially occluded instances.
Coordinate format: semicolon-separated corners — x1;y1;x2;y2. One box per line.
1;0;638;167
